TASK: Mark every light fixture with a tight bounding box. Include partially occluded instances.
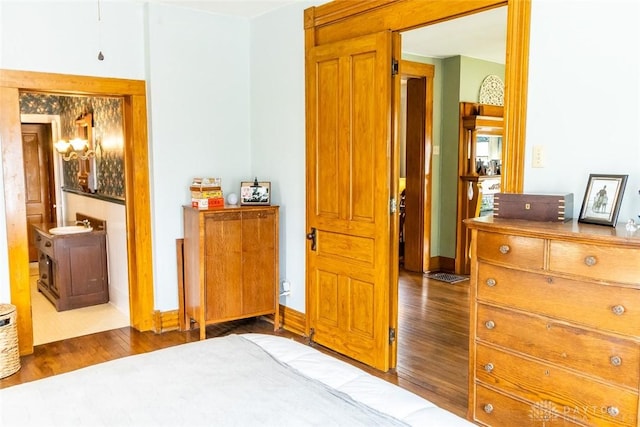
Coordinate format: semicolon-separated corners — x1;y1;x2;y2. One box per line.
55;138;96;161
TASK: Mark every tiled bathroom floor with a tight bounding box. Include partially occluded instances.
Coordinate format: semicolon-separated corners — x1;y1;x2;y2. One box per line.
30;263;130;346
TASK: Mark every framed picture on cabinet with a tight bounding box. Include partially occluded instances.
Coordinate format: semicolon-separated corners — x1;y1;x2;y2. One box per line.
578;173;627;227
240;179;271;205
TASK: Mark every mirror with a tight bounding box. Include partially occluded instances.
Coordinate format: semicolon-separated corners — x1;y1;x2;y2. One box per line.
75;112;93;192
476;135;502;176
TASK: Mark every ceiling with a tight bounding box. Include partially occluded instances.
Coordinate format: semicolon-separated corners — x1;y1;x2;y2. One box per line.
401;6;507;64
149;1;507;64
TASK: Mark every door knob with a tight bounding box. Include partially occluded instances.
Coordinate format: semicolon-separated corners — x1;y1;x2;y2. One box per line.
306;227;317;251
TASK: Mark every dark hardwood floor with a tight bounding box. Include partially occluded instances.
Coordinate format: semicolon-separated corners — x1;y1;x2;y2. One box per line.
0;269;470;419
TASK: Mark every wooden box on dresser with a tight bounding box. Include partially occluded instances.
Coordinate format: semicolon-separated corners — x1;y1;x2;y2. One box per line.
183;205;279;340
465;216;640;426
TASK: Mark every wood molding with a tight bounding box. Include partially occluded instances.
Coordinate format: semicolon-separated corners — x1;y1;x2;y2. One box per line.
278;305;306;336
310;0;507;46
0;85;32;355
0;69;155;355
428;256;456;274
502;0;531;193
153;310;180;333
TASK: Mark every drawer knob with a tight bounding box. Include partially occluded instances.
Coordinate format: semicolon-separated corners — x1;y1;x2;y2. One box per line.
41;274;47;280
485;320;496;330
610;356;622;366
607;406;620;417
498;245;510;254
484;363;494;373
45;241;52;247
483;403;494;414
485;278;496;287
36;235;41;242
611;305;626;316
584;255;597;266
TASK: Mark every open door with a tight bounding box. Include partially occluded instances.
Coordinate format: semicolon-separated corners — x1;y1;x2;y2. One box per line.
305;31;395;371
22;124;55;262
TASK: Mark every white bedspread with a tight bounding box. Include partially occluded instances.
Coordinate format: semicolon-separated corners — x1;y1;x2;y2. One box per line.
0;334;473;426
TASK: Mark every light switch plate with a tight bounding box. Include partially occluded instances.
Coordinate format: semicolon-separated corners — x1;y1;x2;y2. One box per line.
532;145;544;168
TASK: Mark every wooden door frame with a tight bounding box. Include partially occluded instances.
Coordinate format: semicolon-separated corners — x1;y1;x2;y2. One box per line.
0;69;155;355
399;60;434;274
304;0;529;194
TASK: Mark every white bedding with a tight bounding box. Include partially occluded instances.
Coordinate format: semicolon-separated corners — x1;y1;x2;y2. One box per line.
0;333;472;426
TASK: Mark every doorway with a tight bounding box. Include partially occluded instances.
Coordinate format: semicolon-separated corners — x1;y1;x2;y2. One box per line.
21;113;130;345
304;0;530;371
21;123;56;263
399;60;434;274
1;69;155;355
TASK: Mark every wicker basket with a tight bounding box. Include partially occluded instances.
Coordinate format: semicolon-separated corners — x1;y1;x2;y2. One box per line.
0;303;20;379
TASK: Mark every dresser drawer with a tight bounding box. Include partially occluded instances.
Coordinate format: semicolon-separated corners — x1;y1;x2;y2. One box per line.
34;231;54;258
476;304;640;388
476;231;544;270
474;384;583;427
475;343;639;426
549;241;640;285
477;263;640;337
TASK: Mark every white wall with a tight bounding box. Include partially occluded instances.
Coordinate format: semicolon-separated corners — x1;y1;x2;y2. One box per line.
524;0;640;223
250;1;321;312
145;4;252;310
0;1;145;79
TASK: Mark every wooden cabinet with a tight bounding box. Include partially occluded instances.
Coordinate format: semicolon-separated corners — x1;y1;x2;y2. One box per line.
33;224;109;311
183;205;279;340
466;217;640;426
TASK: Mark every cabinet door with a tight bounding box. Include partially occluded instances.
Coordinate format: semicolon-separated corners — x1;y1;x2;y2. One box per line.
205;212;242;321
37;252;51;291
55;234;108;309
241;209;276;315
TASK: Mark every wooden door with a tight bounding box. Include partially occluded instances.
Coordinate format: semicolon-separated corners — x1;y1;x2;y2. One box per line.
306;31;394;371
22;124;55;262
403;78;426;273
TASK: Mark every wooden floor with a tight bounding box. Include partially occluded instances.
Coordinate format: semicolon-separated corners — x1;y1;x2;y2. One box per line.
0;268;470;419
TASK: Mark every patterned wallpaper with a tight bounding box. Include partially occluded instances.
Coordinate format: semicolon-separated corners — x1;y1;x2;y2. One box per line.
20;93;125;200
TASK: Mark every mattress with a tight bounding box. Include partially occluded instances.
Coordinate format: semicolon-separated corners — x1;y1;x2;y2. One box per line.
0;333;473;426
244;333;473;426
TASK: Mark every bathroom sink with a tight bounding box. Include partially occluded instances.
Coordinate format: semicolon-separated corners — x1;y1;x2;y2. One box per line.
48;225;93;235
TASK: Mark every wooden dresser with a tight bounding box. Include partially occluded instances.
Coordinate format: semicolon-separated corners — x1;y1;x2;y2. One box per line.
466;217;640;426
183;205;279;340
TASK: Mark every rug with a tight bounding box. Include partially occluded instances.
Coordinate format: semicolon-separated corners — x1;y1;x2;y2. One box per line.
425;272;469;284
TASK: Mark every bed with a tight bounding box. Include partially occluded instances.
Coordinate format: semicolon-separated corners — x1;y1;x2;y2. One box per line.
0;333;473;426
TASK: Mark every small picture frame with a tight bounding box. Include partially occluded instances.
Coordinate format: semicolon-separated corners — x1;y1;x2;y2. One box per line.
240;180;271;205
578;174;628;227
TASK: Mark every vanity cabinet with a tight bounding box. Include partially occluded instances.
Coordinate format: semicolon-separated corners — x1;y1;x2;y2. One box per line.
183;205;279;340
466;217;640;426
33;224;109;311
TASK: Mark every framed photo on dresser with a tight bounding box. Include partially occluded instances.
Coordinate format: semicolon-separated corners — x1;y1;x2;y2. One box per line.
578;173;627;226
240;180;271;206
